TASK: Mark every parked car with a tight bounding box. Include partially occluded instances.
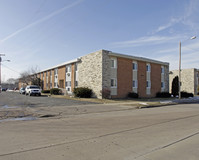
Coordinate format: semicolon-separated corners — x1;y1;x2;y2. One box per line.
19;87;26;94
25;85;41;96
1;88;7;91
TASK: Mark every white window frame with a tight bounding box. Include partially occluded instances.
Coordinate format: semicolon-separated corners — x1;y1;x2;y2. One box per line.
161;82;165;89
66;65;71;73
111;58;117;68
133;80;138;88
161;66;164;74
75;63;78;71
111;78;117;88
66;81;71;87
54;68;58;75
133;61;138;71
146;63;151;72
146;80;151;88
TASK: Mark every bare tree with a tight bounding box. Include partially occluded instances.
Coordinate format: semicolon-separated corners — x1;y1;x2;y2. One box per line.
19;66;41;86
6;78;17;84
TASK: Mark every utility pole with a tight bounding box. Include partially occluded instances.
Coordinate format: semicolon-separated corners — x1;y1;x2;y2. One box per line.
0;54;5;92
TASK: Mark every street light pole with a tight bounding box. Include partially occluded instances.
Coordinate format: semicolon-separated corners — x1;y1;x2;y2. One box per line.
179;41;181;99
178;36;196;99
0;54;5;92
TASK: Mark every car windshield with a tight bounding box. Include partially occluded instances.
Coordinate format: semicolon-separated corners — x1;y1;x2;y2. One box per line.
21;88;25;90
30;86;40;89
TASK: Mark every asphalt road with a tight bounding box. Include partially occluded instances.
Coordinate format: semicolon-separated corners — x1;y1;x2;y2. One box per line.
0;92;97;108
0;94;199;160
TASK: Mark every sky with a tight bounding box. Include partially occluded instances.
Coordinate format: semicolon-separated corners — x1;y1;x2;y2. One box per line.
0;0;199;82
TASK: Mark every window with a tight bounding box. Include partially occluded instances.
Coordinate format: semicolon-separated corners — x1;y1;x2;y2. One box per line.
146;81;151;88
66;81;71;87
133;80;138;88
75;81;78;87
161;66;164;74
54;68;58;75
50;70;52;76
43;72;44;78
133;62;137;70
75;64;78;71
146;64;151;72
111;79;117;87
66;65;71;73
111;58;117;68
161;82;164;88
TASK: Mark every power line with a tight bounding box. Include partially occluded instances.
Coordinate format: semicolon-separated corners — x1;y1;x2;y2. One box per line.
1;63;21;74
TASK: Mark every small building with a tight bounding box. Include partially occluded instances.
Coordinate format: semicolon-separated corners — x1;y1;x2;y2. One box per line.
29;49;169;98
169;68;199;95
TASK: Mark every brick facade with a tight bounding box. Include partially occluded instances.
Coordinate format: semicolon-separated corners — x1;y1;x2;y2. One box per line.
137;61;147;97
117;57;132;98
151;63;161;97
58;66;66;89
28;49;169;98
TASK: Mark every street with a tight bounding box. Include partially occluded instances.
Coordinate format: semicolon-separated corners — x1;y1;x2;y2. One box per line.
0;92;199;159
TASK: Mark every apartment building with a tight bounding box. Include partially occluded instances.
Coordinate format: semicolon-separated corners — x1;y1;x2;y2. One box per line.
34;49;169;98
169;68;199;95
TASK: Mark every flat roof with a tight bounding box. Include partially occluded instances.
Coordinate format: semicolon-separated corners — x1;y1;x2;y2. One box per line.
37;49;169;74
108;51;169;66
38;58;80;73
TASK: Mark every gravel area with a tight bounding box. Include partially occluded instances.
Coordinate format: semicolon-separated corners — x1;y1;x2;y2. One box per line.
0;92;98;108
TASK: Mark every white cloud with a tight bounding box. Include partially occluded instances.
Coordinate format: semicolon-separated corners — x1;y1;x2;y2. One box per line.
0;0;84;44
110;35;181;48
153;17;181;34
152;0;199;34
154;39;199;70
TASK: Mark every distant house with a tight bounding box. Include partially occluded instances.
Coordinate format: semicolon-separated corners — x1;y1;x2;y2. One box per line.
169;68;199;95
19;49;169;98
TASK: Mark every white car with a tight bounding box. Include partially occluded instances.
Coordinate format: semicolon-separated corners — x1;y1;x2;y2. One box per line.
25;85;41;96
19;87;26;94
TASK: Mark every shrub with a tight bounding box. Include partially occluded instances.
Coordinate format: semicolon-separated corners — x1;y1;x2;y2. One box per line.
42;90;50;94
181;91;193;98
100;88;111;99
50;88;62;95
156;92;171;98
197;86;199;95
73;87;92;98
127;92;139;98
172;76;179;97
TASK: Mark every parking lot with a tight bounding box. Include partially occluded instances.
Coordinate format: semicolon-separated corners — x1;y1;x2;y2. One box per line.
0;92;97;108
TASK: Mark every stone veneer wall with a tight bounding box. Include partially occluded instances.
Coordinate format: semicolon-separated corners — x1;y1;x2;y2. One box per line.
78;50;103;98
102;50;111;90
169;68;195;94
